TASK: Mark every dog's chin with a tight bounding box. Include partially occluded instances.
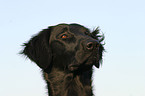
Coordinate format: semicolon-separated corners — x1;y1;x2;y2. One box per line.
68;56;99;72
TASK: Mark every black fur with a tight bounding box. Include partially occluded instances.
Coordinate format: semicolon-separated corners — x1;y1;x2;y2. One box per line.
21;23;104;96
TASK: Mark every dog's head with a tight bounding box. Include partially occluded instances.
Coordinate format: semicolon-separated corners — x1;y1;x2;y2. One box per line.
22;23;104;73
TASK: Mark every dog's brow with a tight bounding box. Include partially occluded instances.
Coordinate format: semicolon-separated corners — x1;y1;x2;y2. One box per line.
63;27;68;31
56;27;69;37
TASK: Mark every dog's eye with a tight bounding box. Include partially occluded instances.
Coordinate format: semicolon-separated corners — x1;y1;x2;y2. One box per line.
61;34;68;39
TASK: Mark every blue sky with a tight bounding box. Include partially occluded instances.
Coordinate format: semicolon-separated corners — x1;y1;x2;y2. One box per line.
0;0;145;96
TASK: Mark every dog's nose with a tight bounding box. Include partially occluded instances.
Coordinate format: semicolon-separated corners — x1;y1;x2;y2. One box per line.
86;41;99;50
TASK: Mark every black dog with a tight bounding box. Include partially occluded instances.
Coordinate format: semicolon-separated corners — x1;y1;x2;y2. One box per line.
21;23;104;96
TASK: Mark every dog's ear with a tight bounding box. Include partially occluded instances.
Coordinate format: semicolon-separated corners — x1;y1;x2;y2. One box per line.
91;27;105;68
21;27;52;69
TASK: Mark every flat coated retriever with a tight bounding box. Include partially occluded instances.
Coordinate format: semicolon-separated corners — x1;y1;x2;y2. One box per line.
21;23;104;96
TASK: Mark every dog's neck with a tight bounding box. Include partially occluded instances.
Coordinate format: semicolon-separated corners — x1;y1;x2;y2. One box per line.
43;68;93;96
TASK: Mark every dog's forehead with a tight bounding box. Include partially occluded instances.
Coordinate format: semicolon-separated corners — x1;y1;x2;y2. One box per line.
52;24;69;33
69;24;89;34
52;24;88;34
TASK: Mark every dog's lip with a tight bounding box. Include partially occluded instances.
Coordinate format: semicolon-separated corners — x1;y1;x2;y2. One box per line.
68;64;79;71
68;56;92;70
68;53;98;71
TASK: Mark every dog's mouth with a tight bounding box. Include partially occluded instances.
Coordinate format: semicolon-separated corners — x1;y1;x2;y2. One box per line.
68;53;99;72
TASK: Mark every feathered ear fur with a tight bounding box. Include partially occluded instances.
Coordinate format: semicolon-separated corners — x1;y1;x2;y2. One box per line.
21;27;52;69
91;27;105;68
